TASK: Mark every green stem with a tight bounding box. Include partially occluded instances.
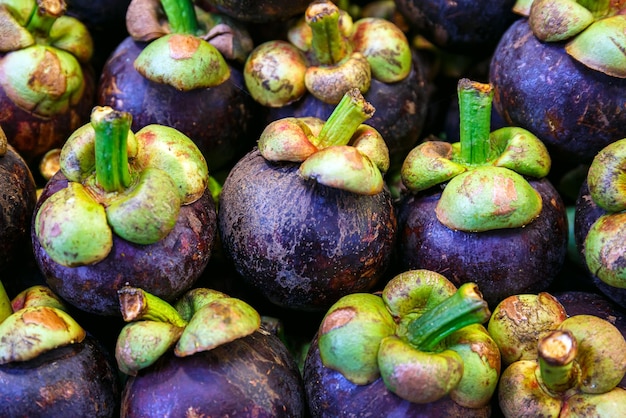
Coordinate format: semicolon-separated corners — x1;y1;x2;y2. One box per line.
316;88;375;149
406;283;491;352
306;0;350;65
538;330;579;393
92;107;132;193
118;286;188;328
458;78;494;166
160;0;199;35
26;0;66;42
0;281;13;323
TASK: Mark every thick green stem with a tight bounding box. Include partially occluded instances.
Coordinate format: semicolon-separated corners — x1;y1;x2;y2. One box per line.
458;78;494;166
0;281;13;323
118;286;188;327
538;330;579;393
160;0;198;35
92;107;132;193
316;88;375;149
26;0;66;42
306;0;350;65
406;283;491;352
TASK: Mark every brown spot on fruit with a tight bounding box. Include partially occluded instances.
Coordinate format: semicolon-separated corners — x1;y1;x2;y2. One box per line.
22;307;69;331
28;50;66;99
168;34;200;60
492;175;517;215
320;307;356;334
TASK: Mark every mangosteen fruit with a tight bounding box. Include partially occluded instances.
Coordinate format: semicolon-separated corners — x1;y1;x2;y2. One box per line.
244;0;429;170
303;269;499;417
218;89;397;311
116;286;307;417
489;292;626;417
97;0;260;171
574;138;626;308
396;79;567;308
32;106;217;316
0;284;120;417
0;0;96;166
395;0;519;56
490;3;626;167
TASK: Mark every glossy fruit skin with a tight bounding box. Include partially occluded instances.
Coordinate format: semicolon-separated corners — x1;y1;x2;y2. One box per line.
395;0;518;55
0;144;37;274
395;178;568;308
32;171;217;316
267;53;429;170
97;36;260;172
574;180;626;308
490;19;626;166
0;335;120;417
218;148;397;311
120;329;306;417
303;333;491;418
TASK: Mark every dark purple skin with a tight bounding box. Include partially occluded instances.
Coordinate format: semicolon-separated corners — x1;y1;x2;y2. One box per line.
267;53;429;170
197;0;311;23
120;328;307;417
490;19;626;167
0;335;120;417
97;36;261;172
218;148;397;311
303;333;491;418
32;171;218;316
395;178;568;308
574;180;626;308
395;0;518;56
0;64;96;167
0;144;37;274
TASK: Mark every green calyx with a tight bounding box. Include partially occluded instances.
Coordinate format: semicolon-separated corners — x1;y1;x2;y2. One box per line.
0;46;86;116
0;0;92;116
521;0;626;78
401;79;550;232
435;166;543;232
498;312;626;417
128;0;233;90
34;106;208;267
586;138;626;212
134;33;230;91
584;213;626;288
318;269;499;407
488;292;568;367
0;0;93;59
584;138;626;288
0;283;86;364
244;0;411;107
115;286;261;375
258;88;389;195
0;281;13;323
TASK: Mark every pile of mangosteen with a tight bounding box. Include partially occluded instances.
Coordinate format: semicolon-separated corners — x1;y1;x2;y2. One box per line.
2;0;626;417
